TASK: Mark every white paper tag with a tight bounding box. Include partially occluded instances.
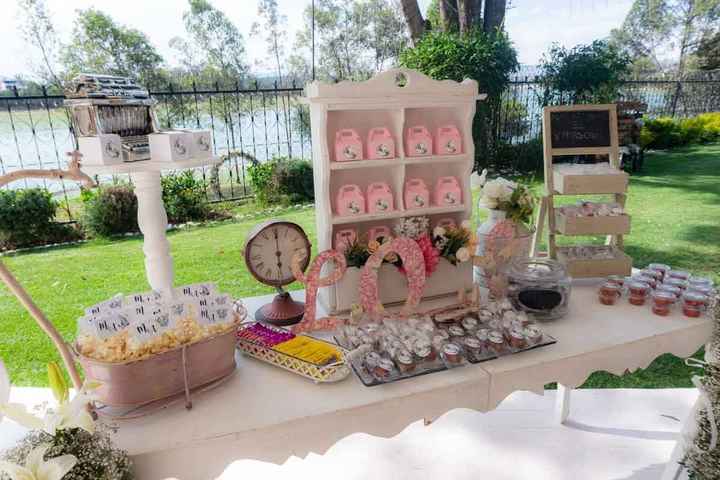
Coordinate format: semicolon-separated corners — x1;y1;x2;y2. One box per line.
177;283;217;299
91;313;130;339
85;294;124;317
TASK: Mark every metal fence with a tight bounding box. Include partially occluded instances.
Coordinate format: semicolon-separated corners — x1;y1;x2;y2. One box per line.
1;77;718;218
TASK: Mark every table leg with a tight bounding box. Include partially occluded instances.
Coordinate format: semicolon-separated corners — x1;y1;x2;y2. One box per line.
555;383;572;424
133;170;174;296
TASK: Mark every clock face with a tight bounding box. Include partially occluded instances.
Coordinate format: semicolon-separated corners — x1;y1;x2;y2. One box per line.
243;221;311;287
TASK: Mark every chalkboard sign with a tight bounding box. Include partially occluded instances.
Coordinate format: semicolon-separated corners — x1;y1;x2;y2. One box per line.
550;110;611;149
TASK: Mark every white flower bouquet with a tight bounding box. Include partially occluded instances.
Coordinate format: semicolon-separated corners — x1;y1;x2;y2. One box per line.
473;169;535;225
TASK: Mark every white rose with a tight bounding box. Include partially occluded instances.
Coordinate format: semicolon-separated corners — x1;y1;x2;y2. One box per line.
460;220;472;230
482;180;504;200
456;247;471;262
433;226;446;237
479;195;498;209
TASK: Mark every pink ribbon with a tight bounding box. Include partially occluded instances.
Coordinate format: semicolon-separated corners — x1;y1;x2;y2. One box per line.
291;249;347;333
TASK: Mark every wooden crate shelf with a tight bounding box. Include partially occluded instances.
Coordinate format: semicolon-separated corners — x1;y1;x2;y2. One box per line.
557;247;632;278
552;168;629;195
555;211;631;236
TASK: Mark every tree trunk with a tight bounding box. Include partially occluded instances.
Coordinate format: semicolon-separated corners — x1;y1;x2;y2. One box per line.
483;0;507;32
457;0;482;33
400;0;426;44
440;0;459;32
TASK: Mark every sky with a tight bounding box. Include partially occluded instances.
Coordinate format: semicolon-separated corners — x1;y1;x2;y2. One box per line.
0;0;635;80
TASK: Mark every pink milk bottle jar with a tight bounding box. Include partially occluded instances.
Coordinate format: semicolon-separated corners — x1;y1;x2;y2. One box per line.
335;184;366;216
367;226;392;243
367;127;395;160
405;126;432;157
404;178;430;209
434;176;462;206
366;182;395;214
335;129;364;162
435;125;462;155
334;229;357;251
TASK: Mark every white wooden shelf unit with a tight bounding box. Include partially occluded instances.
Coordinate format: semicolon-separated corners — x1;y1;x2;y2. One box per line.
305;68;485;312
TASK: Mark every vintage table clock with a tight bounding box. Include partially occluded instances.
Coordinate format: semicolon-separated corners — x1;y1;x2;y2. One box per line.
243;220;312;325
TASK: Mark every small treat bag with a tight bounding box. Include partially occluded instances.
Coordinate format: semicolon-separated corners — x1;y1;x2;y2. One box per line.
77;134;123;165
367;226;391;243
435;125;462;155
335;129;363;162
366;182;394;214
148;131;193;162
405;126;432;157
404;178;430;209
367;127;395;159
334;228;358;251
434;176;462;206
336;184;366;216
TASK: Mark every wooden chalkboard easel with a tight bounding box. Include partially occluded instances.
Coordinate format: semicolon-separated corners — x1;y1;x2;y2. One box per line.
532;104;632;278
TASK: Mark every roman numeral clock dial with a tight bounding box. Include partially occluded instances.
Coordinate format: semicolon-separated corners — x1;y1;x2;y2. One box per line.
243;220;311;326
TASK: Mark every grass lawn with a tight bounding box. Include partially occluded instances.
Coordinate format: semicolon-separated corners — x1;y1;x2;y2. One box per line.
1;144;718;387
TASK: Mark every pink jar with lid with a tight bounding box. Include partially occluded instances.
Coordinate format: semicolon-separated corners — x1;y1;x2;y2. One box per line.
652;290;676;316
335;184;366;216
668;270;691;281
334;229;357;251
405;126;432;157
404;178;430;209
366;127;395;160
434;176;462;207
367;226;391;243
682;291;709;318
335;129;363;162
628;281;651;306
366;182;394;214
435;125;462;155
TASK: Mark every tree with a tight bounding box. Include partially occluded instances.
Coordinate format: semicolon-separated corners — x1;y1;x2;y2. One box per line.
695;30;720;70
290;0;408;82
179;0;249;84
538;40;631;104
611;0;720;76
62;9;165;88
15;0;64;89
400;0;507;44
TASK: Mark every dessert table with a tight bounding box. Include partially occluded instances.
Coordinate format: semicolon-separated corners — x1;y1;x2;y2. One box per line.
110;282;713;480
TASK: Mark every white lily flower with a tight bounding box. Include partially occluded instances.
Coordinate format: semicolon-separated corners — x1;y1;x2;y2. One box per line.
0;444;77;480
470;169;488;188
0;403;44;430
432;226;446;238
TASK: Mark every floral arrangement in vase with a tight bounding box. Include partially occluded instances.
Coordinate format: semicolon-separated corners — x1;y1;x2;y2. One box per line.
343;216;475;278
0;363;133;480
473;170;536;298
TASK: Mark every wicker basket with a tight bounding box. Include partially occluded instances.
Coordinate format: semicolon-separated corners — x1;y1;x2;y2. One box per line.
236;330;350;383
75;326;238;407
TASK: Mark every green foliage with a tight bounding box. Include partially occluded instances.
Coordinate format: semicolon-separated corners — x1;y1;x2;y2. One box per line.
538;40;631;104
641;112;720;149
344;238;372;268
400;28;519;171
0;188;79;250
247;158;314;206
161;171;211;224
493;139;544;174
81;184;138;237
291;0;409;82
61;8;165;88
696;31;720;70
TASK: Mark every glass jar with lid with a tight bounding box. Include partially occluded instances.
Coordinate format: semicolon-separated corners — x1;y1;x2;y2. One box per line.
506;258;571;321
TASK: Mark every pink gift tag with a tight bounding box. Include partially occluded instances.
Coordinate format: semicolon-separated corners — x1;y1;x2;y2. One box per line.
335;129;363;162
435;125;462;155
405;126;432;157
404;178;430;210
367;226;391;243
367;127;395;159
334;229;357;251
434;176;462;206
335;184;366;216
366;182;394;214
435;217;457;230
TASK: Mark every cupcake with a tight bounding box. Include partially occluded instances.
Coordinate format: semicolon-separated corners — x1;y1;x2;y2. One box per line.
396;349;416;373
475;328;490;348
442;342;463;364
364;351;381;371
462;316;479;332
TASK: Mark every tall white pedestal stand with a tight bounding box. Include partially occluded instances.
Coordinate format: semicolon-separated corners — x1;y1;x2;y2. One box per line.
81;157;220;295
